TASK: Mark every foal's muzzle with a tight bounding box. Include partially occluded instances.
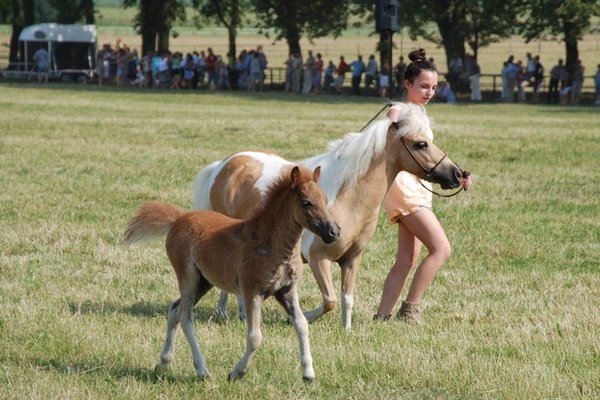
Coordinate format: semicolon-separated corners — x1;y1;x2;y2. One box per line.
318;221;341;244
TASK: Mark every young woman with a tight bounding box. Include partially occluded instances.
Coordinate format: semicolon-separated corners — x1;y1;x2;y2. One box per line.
374;48;472;324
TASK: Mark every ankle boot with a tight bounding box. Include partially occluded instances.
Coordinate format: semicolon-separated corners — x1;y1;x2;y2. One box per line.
373;313;391;321
397;301;423;325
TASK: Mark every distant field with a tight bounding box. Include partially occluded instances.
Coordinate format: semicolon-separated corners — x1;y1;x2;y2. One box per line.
1;5;600;77
1;84;599;399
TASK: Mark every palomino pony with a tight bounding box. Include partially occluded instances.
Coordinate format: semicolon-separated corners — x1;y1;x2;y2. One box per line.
193;102;463;330
124;166;340;381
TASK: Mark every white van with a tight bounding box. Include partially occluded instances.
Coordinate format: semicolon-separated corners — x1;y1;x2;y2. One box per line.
19;23;98;82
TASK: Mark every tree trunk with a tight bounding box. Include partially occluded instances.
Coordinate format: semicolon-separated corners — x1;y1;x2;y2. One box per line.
286;26;301;57
563;20;579;76
158;30;169;54
436;0;467;91
139;0;156;55
437;19;466;71
23;0;34;26
141;31;156;55
227;26;236;65
81;0;95;24
9;0;22;65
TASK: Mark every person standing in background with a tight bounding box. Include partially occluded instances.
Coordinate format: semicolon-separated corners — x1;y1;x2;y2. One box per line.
547;59;565;104
33;47;50;83
365;54;378;94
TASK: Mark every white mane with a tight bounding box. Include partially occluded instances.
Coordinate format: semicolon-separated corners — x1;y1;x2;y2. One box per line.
302;102;433;204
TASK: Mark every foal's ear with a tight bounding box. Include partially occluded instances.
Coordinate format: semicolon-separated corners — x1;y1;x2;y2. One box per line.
312;166;321;183
291;166;301;188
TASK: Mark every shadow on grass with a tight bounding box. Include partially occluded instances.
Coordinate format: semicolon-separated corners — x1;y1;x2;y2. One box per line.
8;355;202;384
67;299;215;321
67;298;291;325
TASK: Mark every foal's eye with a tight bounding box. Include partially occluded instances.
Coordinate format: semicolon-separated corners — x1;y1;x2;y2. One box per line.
415;141;428;150
301;199;313;208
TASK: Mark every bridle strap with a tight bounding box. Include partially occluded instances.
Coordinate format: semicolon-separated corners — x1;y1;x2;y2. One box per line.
400;137;446;178
419;181;464;197
401;137;464;198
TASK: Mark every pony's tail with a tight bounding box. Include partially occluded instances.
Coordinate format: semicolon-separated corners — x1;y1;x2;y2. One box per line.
193;160;220;210
123;202;185;245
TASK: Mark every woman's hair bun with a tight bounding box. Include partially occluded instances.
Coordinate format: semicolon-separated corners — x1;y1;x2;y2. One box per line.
408;48;427;62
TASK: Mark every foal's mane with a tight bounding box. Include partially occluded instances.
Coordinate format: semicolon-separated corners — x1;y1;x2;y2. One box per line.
246;166;310;221
302;102;432;204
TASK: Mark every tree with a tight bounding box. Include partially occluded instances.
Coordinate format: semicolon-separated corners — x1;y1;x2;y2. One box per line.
123;0;186;55
0;0;11;23
192;0;251;64
251;0;349;57
517;0;600;73
48;0;95;24
396;0;519;66
464;0;518;60
8;0;34;64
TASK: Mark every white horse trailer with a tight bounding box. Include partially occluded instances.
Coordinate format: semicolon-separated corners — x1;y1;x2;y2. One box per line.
19;23;98;82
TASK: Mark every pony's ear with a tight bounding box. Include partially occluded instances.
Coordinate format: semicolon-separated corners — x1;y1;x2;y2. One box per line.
312;166;321;183
290;166;300;188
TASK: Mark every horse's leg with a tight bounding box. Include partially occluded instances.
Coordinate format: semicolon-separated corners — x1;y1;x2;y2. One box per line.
228;292;262;381
275;285;315;382
215;292;246;321
304;258;337;323
339;253;363;330
236;294;246;320
178;271;213;378
215;291;229;320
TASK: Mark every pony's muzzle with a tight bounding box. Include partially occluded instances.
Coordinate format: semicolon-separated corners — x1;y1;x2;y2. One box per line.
435;164;462;190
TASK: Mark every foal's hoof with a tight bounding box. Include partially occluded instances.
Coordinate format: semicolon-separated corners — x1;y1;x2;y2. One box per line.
303;376;315;383
154;362;169;372
228;370;245;381
196;370;211;380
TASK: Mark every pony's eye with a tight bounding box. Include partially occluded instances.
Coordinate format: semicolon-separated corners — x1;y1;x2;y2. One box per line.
415;141;428;150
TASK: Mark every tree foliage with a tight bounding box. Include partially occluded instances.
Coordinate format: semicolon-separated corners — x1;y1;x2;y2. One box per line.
397;0;519;66
0;0;11;23
463;0;518;59
516;0;600;71
46;0;95;24
192;0;252;63
251;0;350;56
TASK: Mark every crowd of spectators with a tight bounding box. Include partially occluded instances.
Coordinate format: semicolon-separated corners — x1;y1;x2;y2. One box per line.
498;52;594;105
94;39;269;91
51;39;600;105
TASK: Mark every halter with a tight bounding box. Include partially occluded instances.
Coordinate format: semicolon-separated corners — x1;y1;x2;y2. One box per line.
400;137;465;198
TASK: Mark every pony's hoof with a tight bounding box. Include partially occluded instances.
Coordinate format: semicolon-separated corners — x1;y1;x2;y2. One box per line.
303;376;315;383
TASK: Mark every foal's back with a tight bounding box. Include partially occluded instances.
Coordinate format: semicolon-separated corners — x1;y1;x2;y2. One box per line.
166;210;244;294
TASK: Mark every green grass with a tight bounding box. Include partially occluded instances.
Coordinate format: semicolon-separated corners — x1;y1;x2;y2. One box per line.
1;83;599;399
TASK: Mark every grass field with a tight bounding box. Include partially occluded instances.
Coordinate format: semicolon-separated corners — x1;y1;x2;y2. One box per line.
1;82;599;399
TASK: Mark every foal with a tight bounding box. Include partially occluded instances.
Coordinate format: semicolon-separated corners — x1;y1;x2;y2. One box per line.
123;166;340;381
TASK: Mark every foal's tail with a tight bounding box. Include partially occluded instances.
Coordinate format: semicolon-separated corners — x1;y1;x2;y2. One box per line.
123;202;185;244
